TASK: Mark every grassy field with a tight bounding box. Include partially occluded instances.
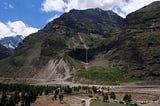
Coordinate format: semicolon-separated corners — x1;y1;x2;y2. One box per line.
77;66;144;84
91;101;129;106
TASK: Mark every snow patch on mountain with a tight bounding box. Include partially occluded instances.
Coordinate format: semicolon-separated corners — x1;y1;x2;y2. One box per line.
0;35;24;50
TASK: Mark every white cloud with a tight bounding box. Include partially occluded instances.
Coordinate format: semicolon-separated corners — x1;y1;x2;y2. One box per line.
121;0;158;16
42;0;67;12
0;21;39;39
41;0;159;18
48;14;60;22
0;22;11;37
66;0;125;11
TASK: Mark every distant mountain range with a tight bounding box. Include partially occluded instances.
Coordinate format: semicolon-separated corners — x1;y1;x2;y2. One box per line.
0;1;159;83
0;35;24;50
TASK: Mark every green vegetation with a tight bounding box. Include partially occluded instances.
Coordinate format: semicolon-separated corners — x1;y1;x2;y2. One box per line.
0;83;55;106
103;93;109;102
77;66;144;84
0;83;99;106
64;86;72;94
91;101;129;106
0;8;124;78
107;1;160;79
0;83;139;106
127;1;160;24
59;94;64;103
110;92;116;100
0;91;7;106
0;1;160;80
123;94;132;103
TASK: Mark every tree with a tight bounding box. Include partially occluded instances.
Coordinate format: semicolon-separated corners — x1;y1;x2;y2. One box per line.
5;95;16;106
123;94;132;103
13;91;20;104
0;91;7;106
24;93;30;106
54;94;57;100
103;93;109;102
110;92;116;100
64;86;72;94
73;87;79;92
97;90;102;95
21;91;25;106
107;87;110;93
55;89;59;95
92;86;97;94
44;87;51;95
59;94;64;103
28;88;38;102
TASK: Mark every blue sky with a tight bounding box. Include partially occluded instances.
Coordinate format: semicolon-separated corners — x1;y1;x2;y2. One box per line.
0;0;61;28
0;0;158;38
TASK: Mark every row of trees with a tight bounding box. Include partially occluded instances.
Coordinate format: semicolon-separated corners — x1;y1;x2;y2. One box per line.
103;92;132;102
0;83;134;105
103;92;116;102
0;91;21;106
0;83;56;106
0;83;97;106
0;89;39;106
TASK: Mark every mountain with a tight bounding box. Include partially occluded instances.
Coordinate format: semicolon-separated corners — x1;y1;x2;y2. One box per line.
0;44;11;60
0;1;159;83
0;35;24;50
105;1;160;79
44;8;124;37
0;9;124;81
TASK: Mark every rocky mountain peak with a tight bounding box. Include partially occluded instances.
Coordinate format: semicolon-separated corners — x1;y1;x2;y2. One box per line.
0;35;24;50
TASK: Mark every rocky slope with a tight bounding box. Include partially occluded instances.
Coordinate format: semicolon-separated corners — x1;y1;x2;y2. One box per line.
106;1;160;79
0;1;159;82
0;8;124;82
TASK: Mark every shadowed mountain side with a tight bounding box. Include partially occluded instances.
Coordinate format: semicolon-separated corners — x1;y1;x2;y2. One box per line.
0;44;11;60
105;1;160;79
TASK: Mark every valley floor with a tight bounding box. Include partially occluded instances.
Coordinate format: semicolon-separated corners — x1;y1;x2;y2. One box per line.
30;86;160;106
31;80;160;106
31;93;90;106
0;77;160;106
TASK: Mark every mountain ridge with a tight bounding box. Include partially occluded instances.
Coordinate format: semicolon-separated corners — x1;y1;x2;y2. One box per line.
0;35;24;50
106;1;160;79
0;8;124;81
0;2;160;83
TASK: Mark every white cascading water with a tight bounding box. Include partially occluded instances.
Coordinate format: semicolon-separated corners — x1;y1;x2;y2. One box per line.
85;48;89;69
78;33;89;69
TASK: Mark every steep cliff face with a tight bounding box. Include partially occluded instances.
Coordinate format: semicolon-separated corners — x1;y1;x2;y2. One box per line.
106;1;160;79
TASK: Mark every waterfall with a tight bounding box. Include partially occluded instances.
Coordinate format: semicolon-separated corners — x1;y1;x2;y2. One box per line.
86;48;88;63
78;33;89;69
85;48;89;69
